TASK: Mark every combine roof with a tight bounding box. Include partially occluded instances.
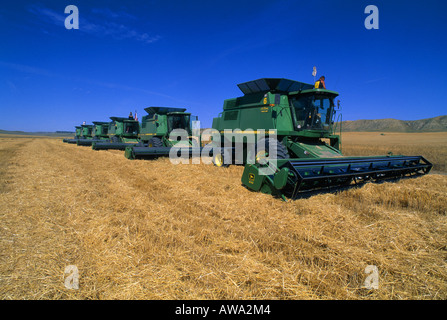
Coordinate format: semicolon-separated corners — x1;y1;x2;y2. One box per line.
109;116;138;122
237;78;314;95
144;107;188;115
92;121;110;125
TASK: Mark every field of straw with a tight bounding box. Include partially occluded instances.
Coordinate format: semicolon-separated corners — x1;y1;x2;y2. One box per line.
0;132;446;300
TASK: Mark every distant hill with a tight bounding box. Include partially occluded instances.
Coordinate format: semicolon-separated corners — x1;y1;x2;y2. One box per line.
0;129;74;137
340;115;447;132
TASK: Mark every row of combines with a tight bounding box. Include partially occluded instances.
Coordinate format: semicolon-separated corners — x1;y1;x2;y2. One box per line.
64;106;199;149
63;78;433;200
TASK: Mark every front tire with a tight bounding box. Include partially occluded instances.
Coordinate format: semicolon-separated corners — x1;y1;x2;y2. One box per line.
148;137;163;148
254;138;289;164
212;148;231;168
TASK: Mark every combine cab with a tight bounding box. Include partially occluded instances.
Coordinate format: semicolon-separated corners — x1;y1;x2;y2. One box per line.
81;124;94;138
211;78;432;199
125;107;200;160
92;116;141;150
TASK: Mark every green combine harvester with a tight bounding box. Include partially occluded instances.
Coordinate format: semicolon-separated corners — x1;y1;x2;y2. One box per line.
72;124;94;145
63;126;82;144
77;121;110;146
125;107;202;160
210;78;432;200
92;116;141;150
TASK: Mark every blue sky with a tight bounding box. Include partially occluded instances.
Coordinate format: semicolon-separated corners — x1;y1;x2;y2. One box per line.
0;0;446;131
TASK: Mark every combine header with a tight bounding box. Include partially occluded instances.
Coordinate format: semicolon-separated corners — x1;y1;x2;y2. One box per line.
92;116;141;150
211;78;432;199
242;156;432;200
125;107;200;160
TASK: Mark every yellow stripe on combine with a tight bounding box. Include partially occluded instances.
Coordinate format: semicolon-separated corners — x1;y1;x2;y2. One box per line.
219;130;276;134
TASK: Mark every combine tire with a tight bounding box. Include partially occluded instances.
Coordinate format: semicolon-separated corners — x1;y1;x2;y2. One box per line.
212;148;231;168
148;137;163;148
254;138;289;164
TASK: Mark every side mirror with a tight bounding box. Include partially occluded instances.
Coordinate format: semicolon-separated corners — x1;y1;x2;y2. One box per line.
337;100;341;109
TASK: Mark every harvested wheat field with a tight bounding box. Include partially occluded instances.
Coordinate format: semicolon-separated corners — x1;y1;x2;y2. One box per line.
0;133;446;300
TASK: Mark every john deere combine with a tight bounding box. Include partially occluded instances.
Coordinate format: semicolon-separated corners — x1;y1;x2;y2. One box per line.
77;121;109;146
125;107;201;160
92;116;141;150
71;124;94;146
211;78;432;200
63;126;82;143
